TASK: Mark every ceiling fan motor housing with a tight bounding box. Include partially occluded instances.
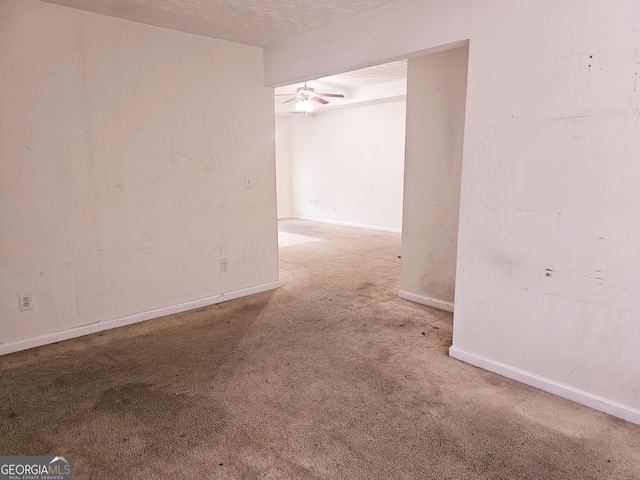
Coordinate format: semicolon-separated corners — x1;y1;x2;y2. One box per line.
297;86;315;96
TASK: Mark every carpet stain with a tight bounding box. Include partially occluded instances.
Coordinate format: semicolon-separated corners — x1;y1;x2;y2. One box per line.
93;382;184;416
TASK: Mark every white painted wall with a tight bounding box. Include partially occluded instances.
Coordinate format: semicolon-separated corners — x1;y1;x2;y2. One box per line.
275;84;406;232
264;0;640;421
0;0;279;349
275;116;293;218
399;46;468;310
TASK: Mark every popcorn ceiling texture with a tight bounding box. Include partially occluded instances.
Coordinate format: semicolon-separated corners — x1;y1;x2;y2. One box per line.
39;0;400;47
274;60;407;101
322;59;407;88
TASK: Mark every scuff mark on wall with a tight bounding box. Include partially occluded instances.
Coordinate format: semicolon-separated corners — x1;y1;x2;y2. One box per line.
507;285;629;312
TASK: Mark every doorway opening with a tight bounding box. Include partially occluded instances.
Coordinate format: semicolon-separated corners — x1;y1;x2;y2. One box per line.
273;43;469;331
274;60;408;234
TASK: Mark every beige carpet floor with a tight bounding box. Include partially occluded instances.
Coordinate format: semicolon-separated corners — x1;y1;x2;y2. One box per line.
1;219;639;479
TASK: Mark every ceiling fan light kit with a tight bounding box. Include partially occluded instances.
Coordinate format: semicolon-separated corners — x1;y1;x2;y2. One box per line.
295;98;315;114
280;81;345;114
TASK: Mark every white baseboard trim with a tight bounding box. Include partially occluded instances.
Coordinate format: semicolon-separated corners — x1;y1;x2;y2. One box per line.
0;281;281;357
398;290;454;313
277;215;293;220
293;216;401;234
449;346;640;425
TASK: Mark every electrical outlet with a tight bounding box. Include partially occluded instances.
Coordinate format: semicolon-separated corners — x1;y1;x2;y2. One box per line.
244;175;253;188
220;258;229;273
19;293;33;311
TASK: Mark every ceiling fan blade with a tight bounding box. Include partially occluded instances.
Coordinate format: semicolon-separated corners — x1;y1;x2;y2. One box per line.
282;97;298;104
316;93;345;98
311;96;329;104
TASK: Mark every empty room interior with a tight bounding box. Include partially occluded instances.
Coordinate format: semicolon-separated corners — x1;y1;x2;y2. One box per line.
1;0;640;478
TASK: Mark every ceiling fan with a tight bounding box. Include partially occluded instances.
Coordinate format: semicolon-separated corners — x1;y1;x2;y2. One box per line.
276;81;345;113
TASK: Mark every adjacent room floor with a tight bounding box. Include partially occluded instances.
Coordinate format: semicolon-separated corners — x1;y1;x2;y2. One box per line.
1;219;639;479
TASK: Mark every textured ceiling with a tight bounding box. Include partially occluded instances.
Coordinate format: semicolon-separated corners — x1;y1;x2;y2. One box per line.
39;0;401;47
321;60;407;89
275;59;407;95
